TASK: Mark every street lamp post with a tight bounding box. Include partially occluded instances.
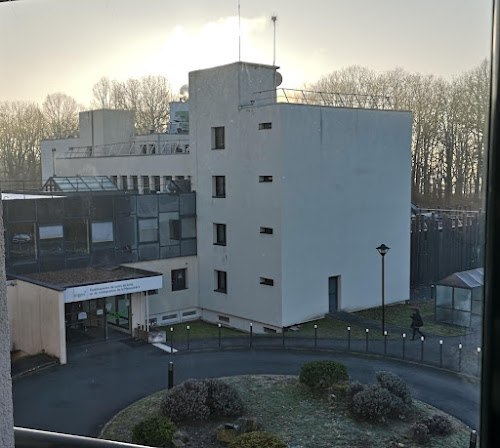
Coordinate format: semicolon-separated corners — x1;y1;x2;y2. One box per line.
376;244;390;335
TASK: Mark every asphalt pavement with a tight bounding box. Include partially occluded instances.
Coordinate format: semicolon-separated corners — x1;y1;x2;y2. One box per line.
12;339;480;438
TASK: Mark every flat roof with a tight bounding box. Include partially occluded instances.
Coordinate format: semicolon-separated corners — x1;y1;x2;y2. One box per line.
9;266;162;291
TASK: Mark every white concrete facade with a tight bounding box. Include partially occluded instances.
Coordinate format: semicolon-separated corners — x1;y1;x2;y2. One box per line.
190;62;412;330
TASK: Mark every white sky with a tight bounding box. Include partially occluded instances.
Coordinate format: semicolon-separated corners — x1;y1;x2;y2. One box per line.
0;0;493;105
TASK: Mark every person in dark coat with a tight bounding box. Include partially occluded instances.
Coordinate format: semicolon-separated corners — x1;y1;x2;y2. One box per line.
411;308;424;340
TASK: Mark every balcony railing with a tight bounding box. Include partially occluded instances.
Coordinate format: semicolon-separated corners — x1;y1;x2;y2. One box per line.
251;88;395;110
64;141;189;158
14;427;149;447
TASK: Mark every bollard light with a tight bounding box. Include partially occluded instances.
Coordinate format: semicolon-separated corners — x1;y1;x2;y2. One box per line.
366;328;369;333
384;330;388;336
421;336;425;341
459;343;463;349
440;340;443;345
218;323;221;328
477;347;481;354
403;333;406;338
314;324;318;329
347;326;351;331
186;325;190;330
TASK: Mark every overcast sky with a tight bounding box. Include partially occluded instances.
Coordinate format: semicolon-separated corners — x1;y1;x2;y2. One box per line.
0;0;493;105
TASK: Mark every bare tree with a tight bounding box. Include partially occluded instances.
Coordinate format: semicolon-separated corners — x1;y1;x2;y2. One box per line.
42;92;82;139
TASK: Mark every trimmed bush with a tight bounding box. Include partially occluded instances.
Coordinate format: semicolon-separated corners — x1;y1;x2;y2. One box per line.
346;381;366;401
229;431;286;448
351;384;411;423
299;361;349;391
206;379;245;418
376;371;413;405
423;414;453;436
409;423;432;445
131;415;176;448
160;378;244;423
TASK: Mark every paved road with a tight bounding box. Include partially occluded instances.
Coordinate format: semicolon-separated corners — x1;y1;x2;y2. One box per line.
12;340;480;438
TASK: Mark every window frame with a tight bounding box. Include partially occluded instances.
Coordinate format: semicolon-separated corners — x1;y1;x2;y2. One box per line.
171;268;187;291
215;270;227;294
211;126;225;149
214;223;227;246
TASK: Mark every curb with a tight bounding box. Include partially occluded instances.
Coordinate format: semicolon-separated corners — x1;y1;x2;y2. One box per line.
11;360;59;381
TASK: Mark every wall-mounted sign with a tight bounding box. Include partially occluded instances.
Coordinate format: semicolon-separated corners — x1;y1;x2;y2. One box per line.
96;309;104;316
63;275;163;303
78;312;88;320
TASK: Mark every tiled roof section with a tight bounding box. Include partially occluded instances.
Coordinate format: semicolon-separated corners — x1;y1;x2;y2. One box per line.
21;266;161;289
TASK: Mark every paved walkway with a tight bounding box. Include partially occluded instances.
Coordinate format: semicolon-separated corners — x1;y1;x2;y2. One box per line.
12;339;480;439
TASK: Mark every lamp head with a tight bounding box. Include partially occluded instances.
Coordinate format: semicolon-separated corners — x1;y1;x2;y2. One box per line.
376;244;390;256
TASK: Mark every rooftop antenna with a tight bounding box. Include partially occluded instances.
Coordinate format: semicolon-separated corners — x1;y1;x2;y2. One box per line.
238;1;241;61
271;15;277;66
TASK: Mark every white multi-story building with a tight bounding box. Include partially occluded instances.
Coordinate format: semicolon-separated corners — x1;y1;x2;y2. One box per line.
41;102;192;194
34;61;412;337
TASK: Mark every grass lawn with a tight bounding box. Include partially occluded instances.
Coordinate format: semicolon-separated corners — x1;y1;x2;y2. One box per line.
158;318;393;341
102;375;470;448
355;300;468;337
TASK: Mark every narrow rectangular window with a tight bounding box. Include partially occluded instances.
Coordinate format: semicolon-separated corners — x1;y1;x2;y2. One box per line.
260;277;274;286
169;219;180;240
172;268;187;291
215;270;227;293
211;126;225;149
213;176;226;198
259;122;272;130
162;313;178;321
111;175;118;186
218;315;230;323
214;223;227;246
259;176;273;183
132;176;138;191
153;176;161;192
142;176;150;194
260;227;273;234
122;176;128;191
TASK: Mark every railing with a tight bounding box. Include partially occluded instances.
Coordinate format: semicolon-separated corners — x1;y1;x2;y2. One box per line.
64;141;189;158
14;427;148;447
250;88;394;110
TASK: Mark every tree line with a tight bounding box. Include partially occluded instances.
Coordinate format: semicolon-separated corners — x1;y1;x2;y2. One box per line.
0;63;490;208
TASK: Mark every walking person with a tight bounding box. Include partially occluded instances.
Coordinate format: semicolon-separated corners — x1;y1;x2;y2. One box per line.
411;308;425;340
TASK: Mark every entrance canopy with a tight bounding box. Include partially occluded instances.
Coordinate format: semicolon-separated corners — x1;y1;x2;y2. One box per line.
10;266;163;303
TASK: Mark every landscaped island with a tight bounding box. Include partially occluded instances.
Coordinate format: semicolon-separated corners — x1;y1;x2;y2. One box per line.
102;362;470;447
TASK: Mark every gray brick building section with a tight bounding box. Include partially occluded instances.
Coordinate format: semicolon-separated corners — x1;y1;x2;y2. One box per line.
0;198;14;448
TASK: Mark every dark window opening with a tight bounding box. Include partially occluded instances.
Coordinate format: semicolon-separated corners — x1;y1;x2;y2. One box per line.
215;270;227;293
214;223;227;246
142;176;150;194
132;176;138;191
260;227;273;234
172;268;187;291
259;122;272;130
182;310;196;316
219;315;230;323
213;176;226;198
259;176;273;183
263;327;277;333
153;176;161;192
212;126;225;149
260;277;274;286
122;175;128;191
9;222;36;260
111;176;118;186
64;220;89;255
169;219;180;240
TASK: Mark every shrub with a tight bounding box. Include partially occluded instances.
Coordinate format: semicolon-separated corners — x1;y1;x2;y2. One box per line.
206;379;245;418
299;361;349;391
160;379;210;423
409;423;432;445
229;431;286;448
131;415;176;448
160;378;244;423
351;384;410;423
375;371;413;405
346;381;366;401
423;414;453;436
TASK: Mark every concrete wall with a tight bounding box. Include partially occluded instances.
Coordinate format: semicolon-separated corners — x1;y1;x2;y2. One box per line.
124;256;199;325
0;200;14;448
7;281;66;364
190;62;284;329
41;138;79;183
279;104;412;325
79;110;135;147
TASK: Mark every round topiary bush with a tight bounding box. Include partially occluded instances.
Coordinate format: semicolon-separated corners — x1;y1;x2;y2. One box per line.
229;431;286;448
422;414;453;436
409;422;432;445
346;380;366;402
206;379;245;418
160;378;244;423
299;360;349;391
351;384;411;423
131;415;176;447
375;371;413;405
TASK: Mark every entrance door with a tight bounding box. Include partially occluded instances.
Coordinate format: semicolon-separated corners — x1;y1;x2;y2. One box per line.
328;276;339;312
105;294;131;333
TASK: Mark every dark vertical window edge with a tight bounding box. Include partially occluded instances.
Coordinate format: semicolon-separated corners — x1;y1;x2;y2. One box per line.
482;2;500;446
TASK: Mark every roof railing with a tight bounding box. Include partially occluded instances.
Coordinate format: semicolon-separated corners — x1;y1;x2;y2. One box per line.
63;140;190;158
251;88;394;110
